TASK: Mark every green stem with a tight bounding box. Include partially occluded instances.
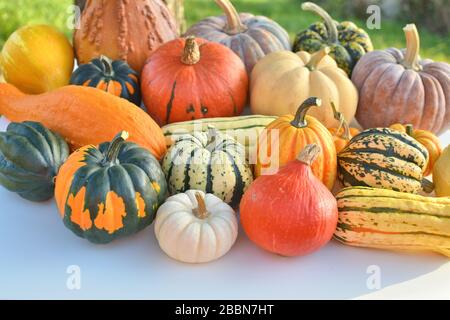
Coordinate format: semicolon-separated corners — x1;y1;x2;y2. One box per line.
402;24;422;71
215;0;247;34
291;97;322;128
302;2;338;44
405;124;414;137
99;55;113;76
105;131;129;163
331;101;350;140
422;178;434;194
206;125;219;152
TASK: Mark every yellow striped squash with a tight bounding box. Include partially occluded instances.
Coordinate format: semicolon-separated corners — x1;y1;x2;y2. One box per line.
334;187;450;257
338;128;431;193
162;115;277;160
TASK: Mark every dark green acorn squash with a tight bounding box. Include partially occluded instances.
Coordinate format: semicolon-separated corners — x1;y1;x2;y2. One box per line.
70;55;142;107
293;2;373;75
55;131;167;244
338;128;433;194
0;121;69;202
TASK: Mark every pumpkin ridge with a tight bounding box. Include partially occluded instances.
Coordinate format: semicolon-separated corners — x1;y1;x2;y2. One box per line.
222;149;245;207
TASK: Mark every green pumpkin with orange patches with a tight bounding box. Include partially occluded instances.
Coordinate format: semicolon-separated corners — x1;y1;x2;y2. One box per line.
70;55;142;107
55;132;167;244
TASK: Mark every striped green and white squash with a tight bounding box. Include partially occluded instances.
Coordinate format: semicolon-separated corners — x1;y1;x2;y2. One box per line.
162;127;253;207
338;128;431;193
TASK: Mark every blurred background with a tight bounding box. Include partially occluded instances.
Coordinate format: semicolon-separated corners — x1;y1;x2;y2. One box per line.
0;0;449;62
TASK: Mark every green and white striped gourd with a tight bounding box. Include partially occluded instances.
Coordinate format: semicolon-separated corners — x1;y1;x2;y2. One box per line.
162;127;253;207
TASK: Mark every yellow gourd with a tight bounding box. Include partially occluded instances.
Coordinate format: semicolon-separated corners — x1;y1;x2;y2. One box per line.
433;145;450;197
0;25;74;94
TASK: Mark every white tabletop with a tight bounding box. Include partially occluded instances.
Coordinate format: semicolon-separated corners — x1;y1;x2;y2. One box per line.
0;116;449;300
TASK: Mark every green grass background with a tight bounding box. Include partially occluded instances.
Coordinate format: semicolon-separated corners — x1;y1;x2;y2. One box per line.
0;0;449;62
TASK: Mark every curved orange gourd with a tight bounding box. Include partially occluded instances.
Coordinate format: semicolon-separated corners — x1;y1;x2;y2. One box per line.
0;83;166;160
255;97;337;190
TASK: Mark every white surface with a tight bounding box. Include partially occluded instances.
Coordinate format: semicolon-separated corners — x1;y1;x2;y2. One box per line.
0;116;449;300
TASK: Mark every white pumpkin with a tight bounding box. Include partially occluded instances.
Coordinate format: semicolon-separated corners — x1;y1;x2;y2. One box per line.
154;190;238;263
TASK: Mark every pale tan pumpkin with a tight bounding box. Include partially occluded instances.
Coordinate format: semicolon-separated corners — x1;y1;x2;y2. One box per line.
250;47;358;127
74;0;178;73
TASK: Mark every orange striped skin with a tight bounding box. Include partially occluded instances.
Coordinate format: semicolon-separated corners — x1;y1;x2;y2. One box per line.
255;98;337;190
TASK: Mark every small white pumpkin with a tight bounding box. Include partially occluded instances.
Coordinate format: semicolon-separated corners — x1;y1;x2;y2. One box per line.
154;190;238;263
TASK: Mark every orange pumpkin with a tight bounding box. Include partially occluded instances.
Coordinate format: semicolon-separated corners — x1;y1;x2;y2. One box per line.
255;97;337;190
390;123;442;176
141;37;248;125
328;102;360;153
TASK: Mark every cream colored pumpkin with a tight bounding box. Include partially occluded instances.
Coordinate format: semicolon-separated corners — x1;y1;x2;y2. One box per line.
154;190;238;263
250;47;358;127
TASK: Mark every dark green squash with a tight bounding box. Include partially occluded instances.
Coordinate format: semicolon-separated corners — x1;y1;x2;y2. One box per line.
54;131;167;244
70;55;142;107
0;121;69;202
338;128;433;194
293;2;373;75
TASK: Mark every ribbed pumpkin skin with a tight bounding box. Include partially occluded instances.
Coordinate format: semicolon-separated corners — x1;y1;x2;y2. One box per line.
334;187;450;257
184;0;291;73
250;50;358;127
352;25;450;135
255;98;337;190
70;56;142;107
293;3;373;75
55;137;167;244
0;121;69;202
338;128;429;193
74;0;178;73
141;37;248;125
162;130;253;207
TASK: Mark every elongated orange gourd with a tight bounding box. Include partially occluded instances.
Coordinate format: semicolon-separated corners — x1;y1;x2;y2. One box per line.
0;83;167;160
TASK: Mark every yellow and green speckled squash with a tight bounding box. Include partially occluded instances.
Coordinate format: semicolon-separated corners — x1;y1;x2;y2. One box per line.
293;2;373;75
337;128;432;193
162;126;253;207
162;115;278;161
55;131;167;244
335;187;450;257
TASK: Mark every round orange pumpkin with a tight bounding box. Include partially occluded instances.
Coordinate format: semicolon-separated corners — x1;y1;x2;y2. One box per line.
255;97;337;190
141;37;249;125
390;123;442;176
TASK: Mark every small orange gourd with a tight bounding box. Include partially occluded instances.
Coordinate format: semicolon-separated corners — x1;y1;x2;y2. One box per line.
255;97;337;190
328;102;360;153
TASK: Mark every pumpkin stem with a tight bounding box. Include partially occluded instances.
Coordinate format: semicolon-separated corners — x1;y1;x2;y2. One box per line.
181;36;201;65
297;144;321;166
194;192;209;219
302;2;338;44
291;97;322;128
99;55;113;76
421;178;434;194
306;47;330;70
331;101;350;140
402;24;422;71
405;124;414;137
206;125;220;152
215;0;247;34
105;131;129;164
